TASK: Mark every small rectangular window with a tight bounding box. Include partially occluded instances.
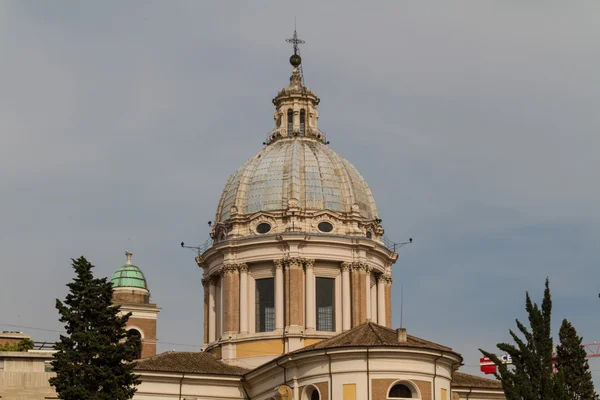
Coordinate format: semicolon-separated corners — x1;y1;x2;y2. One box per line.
441;388;447;400
255;278;275;332
316;277;335;332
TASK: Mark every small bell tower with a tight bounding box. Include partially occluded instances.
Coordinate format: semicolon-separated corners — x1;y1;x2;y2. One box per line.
111;251;161;359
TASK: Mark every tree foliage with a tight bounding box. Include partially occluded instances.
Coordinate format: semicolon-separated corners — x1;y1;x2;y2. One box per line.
50;256;140;400
480;278;598;400
556;319;598;400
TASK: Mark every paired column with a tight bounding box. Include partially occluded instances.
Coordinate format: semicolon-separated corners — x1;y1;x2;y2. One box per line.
365;267;372;321
341;262;351;331
274;260;284;331
370;278;377;324
208;277;216;342
202;277;210;345
377;274;386;326
239;264;249;334
305;259;316;331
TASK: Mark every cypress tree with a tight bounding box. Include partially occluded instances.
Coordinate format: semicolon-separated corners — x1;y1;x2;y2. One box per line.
480;278;557;399
556;319;599;400
50;256;140;400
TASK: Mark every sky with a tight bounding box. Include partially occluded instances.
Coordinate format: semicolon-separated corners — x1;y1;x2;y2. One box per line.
1;0;599;383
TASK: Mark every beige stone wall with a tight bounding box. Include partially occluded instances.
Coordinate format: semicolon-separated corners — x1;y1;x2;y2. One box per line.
0;355;57;400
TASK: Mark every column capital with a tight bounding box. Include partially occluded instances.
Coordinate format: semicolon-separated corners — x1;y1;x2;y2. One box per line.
284;257;303;269
221;264;239;275
304;259;315;269
352;261;370;272
201;277;211;287
237;263;249;273
274;259;284;269
378;273;393;284
341;262;352;271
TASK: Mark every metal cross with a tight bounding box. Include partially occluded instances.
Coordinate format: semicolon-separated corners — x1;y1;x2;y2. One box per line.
286;29;305;55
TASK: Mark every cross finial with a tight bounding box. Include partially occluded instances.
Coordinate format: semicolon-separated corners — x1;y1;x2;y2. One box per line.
286;28;305;56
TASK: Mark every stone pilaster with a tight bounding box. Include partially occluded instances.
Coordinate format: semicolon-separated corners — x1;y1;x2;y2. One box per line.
377;273;386;326
238;264;249;334
304;259;315;331
208;276;217;343
284;257;304;330
274;259;284;331
341;262;352;331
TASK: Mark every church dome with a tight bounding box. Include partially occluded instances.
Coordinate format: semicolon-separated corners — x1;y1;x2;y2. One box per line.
111;252;147;290
215;138;378;223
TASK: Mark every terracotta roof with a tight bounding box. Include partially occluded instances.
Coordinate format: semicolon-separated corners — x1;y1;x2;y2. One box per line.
293;323;457;355
134;351;249;376
452;372;503;389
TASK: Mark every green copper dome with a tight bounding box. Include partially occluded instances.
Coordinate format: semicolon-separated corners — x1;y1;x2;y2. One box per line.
111;252;148;290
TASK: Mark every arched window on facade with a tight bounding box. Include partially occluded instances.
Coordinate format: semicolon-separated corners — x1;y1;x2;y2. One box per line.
300;109;306;135
127;329;143;359
388;382;415;399
287;109;294;134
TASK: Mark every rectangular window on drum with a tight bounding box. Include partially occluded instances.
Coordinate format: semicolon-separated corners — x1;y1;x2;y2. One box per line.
300;109;306;135
316;277;335;332
287;109;293;134
255;278;275;332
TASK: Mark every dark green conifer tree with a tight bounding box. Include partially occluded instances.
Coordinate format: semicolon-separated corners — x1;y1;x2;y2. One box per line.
556;319;599;400
480;278;557;400
50;256;140;400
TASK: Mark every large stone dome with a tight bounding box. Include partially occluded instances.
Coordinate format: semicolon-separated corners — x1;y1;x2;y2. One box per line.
215;137;378;223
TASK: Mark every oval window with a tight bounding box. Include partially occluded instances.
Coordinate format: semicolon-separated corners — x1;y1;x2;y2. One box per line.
256;223;271;234
317;222;334;233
